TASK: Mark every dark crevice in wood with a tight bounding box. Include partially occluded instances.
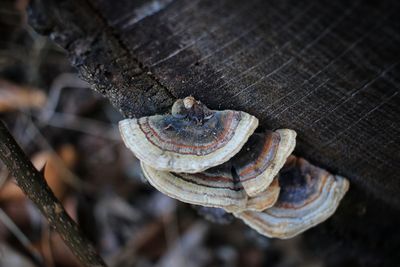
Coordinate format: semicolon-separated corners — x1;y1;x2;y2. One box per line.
28;0;176;118
85;0;177;102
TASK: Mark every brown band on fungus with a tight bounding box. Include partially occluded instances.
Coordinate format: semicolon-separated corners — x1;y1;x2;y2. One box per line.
232;129;296;197
234;156;349;239
141;162;280;213
245;178;280;212
234;132;280;180
274;157;331;211
174;171;243;192
140;162;249;211
119;97;258;173
137;111;241;155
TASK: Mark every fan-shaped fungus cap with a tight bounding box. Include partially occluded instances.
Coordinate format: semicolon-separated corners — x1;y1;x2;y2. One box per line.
245;178;280;212
233;130;296;197
140;161;248;211
119;97;258;173
140;162;280;212
235;156;349;239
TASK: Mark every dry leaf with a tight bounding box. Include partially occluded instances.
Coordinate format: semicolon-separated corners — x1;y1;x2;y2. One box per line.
0;144;78;202
0;79;46;112
0;180;25;202
31;145;77;200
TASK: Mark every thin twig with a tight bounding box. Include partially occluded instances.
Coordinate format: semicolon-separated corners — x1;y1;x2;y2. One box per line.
0;120;107;267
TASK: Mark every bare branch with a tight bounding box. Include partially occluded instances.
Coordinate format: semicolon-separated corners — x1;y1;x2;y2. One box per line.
0;120;107;267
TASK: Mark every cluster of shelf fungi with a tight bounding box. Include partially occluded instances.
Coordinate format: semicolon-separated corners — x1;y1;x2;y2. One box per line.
119;97;349;239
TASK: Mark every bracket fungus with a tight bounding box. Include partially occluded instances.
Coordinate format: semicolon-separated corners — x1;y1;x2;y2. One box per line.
119;97;258;173
232;130;296;197
141;161;280;212
141;161;247;211
119;97;349;239
234;156;349;239
245;178;280;212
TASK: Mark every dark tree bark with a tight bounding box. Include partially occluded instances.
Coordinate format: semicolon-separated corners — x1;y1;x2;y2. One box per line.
28;0;400;266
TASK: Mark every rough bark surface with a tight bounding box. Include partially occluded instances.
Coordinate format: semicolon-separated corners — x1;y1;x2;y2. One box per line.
28;0;400;266
0;121;107;267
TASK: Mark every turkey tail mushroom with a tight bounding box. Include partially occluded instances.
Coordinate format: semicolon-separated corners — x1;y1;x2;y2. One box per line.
233;130;296;197
234;156;349;239
140;161;248;212
119;97;348;240
119;97;258;173
245;178;280;212
235;157;349;239
140;162;280;212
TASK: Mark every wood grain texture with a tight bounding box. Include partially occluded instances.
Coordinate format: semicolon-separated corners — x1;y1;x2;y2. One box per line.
28;0;400;207
28;0;400;265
